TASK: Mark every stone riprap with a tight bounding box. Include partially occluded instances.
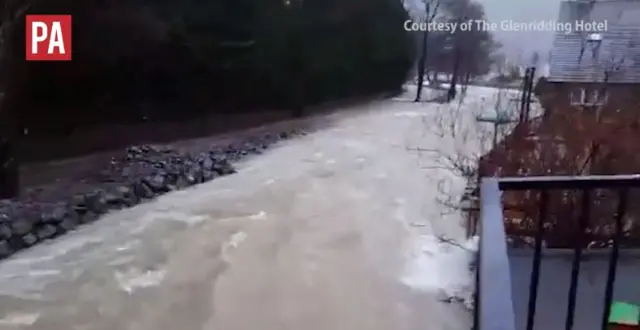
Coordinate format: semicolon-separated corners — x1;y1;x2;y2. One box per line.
0;130;303;259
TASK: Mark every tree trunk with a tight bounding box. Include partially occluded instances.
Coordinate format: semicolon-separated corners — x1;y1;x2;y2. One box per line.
448;52;461;101
414;3;430;102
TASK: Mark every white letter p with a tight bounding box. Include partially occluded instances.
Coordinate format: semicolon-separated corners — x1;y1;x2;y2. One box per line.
31;22;48;54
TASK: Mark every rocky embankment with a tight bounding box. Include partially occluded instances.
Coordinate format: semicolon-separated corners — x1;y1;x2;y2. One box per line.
0;130;303;260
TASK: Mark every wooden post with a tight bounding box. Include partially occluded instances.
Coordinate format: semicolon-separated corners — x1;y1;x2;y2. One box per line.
524;67;536;122
519;67;531;123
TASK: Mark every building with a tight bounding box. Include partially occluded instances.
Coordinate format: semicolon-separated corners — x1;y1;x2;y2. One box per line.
540;0;640;112
478;1;640;250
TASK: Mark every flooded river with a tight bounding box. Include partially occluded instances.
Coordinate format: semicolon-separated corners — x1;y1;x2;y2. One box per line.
0;87;497;330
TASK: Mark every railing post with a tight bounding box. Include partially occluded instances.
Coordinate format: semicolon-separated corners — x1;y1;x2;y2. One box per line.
564;189;592;330
600;189;628;330
525;190;548;330
479;178;517;330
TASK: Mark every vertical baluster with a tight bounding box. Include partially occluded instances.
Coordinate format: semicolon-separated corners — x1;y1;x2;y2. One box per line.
565;189;592;330
526;190;548;330
600;189;628;330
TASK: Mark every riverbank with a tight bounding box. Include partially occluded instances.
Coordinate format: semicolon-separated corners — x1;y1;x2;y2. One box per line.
0;128;307;259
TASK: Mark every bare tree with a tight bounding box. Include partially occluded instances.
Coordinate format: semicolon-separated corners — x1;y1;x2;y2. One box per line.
413;0;440;102
446;17;463;101
529;51;540;68
444;0;495;101
407;83;519;223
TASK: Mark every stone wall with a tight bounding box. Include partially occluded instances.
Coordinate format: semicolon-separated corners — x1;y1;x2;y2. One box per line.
0;130;302;259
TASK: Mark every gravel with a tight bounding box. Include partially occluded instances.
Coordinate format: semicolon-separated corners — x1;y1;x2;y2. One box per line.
0;129;306;260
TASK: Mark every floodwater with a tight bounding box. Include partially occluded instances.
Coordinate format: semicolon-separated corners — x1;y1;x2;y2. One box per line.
0;87;498;330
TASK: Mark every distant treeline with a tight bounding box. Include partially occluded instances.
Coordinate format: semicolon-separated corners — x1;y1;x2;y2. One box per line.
0;0;415;137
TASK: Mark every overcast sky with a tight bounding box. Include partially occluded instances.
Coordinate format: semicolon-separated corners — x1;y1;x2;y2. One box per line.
477;0;562;61
406;0;564;63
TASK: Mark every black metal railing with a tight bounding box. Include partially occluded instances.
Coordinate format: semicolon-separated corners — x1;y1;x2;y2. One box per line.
474;174;640;330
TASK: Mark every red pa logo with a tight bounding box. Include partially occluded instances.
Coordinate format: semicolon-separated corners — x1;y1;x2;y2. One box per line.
25;15;72;61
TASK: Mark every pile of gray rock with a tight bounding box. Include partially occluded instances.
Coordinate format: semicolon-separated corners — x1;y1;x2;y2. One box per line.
0;130;302;259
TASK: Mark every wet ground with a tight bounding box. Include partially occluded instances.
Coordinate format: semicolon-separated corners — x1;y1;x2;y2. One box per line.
0;87;497;330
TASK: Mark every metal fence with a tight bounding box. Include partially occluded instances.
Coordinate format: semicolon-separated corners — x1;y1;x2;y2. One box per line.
474;174;640;330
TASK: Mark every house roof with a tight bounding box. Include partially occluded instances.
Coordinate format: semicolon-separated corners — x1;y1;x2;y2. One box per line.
548;0;640;83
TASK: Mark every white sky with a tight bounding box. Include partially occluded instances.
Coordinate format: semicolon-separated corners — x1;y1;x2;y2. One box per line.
406;0;563;63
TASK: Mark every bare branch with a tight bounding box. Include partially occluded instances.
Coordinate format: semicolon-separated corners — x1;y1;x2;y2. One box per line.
436;235;475;253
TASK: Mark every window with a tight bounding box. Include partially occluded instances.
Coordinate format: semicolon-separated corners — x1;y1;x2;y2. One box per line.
586;89;608;105
569;88;608;106
570;88;585;105
591;89;608;105
586;89;597;104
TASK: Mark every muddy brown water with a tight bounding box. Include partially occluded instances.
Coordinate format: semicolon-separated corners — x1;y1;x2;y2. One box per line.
0;88;498;329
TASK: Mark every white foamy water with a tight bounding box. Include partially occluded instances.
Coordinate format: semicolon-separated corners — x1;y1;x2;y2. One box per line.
401;235;479;307
115;268;168;294
0;313;40;327
0;86;508;330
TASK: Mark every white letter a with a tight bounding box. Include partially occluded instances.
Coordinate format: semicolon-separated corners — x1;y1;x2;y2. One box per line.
48;22;65;54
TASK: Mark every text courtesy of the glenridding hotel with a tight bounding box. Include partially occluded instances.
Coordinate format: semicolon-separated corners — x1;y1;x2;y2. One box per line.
404;18;608;34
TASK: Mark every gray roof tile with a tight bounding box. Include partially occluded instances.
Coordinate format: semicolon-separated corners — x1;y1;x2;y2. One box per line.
548;0;640;83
